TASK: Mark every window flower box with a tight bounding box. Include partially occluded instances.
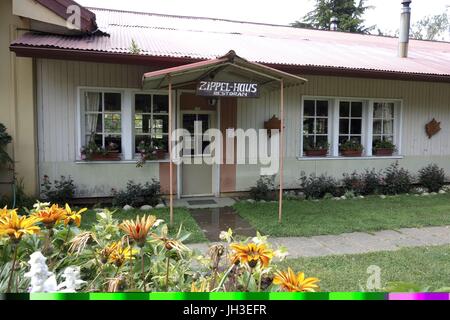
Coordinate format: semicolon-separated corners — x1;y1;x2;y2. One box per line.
341;150;363;157
373;140;396;157
340;140;364;157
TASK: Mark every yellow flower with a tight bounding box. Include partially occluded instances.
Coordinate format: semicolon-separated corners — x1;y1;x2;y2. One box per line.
230;242;273;268
0;210;42;242
273;268;320;292
32;204;66;228
0;206;13;217
107;241;138;267
191;279;210;292
120;215;156;247
63;204;88;227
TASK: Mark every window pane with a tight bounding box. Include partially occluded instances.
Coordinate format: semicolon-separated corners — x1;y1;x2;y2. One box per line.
105;135;121;153
135;94;152;113
351;102;363;117
316;118;328;134
153;115;169;136
339;119;349;134
349;136;362;144
350;119;362;134
134;114;151;134
373;120;382;134
86;134;102;147
373;103;383;119
339;136;349;145
382;103;394;120
304;118;314;134
304;100;315;117
316;136;328;145
383;120;394;135
104;113;121;133
152;136;168;152
303;136;314;151
154;95;169;113
85;114;102;135
104;93;121;111
85;92;102;112
197;114;210;133
373;136;382;144
339;102;350;117
182;114;196;133
316;101;328;117
135;135;152;153
384;135;394;142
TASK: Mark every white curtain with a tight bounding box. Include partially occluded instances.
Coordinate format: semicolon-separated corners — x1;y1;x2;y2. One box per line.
85;92;101;143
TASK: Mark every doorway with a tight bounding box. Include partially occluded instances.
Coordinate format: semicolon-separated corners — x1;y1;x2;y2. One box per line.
180;110;218;197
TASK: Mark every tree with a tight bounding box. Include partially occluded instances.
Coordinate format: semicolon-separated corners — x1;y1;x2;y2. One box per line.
411;13;449;41
291;0;374;34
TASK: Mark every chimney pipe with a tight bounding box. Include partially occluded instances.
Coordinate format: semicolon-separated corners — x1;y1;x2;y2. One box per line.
330;16;338;31
399;0;412;58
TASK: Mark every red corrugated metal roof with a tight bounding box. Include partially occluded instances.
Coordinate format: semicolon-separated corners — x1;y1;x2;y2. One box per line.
11;7;450;77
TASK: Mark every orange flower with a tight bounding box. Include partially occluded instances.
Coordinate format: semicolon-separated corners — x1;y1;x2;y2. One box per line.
120;215;156;247
32;204;66;228
273;268;320;292
230;243;273;268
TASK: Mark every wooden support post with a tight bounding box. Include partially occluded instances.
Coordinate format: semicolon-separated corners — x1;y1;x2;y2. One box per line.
278;80;284;224
168;76;174;226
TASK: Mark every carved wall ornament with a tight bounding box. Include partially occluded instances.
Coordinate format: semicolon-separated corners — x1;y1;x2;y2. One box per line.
425;118;441;139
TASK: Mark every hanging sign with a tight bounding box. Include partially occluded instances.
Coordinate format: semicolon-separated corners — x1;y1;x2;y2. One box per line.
196;81;260;98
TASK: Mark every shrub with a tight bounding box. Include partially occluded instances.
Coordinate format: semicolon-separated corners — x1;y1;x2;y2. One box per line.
41;175;76;205
300;172;340;199
418;164;446;192
340;139;364;151
112;180;161;207
373;140;396;151
382;162;412;195
249;176;276;201
342;169;381;195
0;123;13;166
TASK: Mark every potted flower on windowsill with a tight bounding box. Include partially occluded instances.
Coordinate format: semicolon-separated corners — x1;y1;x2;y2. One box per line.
81;140;121;161
304;141;330;157
373;140;396;156
136;140;167;167
340;139;364;157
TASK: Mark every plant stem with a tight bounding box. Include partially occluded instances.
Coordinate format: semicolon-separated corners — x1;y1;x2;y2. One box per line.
64;225;72;244
165;257;170;292
214;265;235;292
141;248;146;291
257;271;262;292
7;243;18;293
245;268;253;292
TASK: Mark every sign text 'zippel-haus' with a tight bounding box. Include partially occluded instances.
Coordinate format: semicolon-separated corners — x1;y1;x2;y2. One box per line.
196;81;260;98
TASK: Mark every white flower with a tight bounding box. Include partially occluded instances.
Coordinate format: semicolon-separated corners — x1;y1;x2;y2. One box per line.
32;201;51;212
219;228;233;243
273;247;289;261
57;266;86;292
154;219;165;227
251;231;268;245
24;252;57;293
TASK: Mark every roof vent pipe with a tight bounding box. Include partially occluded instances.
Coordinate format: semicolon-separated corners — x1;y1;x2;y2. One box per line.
330;16;338;31
399;0;412;58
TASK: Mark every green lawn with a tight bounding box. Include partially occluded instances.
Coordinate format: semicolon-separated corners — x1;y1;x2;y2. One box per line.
235;194;450;237
80;207;207;243
279;245;450;292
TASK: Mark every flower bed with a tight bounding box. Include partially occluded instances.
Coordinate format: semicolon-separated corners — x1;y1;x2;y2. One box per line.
0;203;318;293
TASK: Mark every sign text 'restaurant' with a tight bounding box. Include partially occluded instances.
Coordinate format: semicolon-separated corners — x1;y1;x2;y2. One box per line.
197;81;259;98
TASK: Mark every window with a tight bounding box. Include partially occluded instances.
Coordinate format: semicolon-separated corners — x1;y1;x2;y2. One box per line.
339;101;363;145
302;100;329;152
83;91;122;153
373;102;395;144
134;94;169;154
300;97;401;158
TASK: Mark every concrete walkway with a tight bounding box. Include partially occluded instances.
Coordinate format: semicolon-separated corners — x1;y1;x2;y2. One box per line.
189;225;450;258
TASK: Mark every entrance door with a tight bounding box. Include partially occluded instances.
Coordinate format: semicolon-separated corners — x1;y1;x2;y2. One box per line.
181;111;216;196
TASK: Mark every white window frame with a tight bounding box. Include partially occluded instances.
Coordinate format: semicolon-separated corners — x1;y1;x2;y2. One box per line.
76;87;172;162
132;91;170;159
299;95;403;159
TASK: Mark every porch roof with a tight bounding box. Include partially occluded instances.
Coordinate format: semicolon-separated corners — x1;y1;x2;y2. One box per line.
142;50;308;90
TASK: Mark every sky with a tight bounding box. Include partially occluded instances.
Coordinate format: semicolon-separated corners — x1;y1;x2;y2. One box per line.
78;0;450;36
